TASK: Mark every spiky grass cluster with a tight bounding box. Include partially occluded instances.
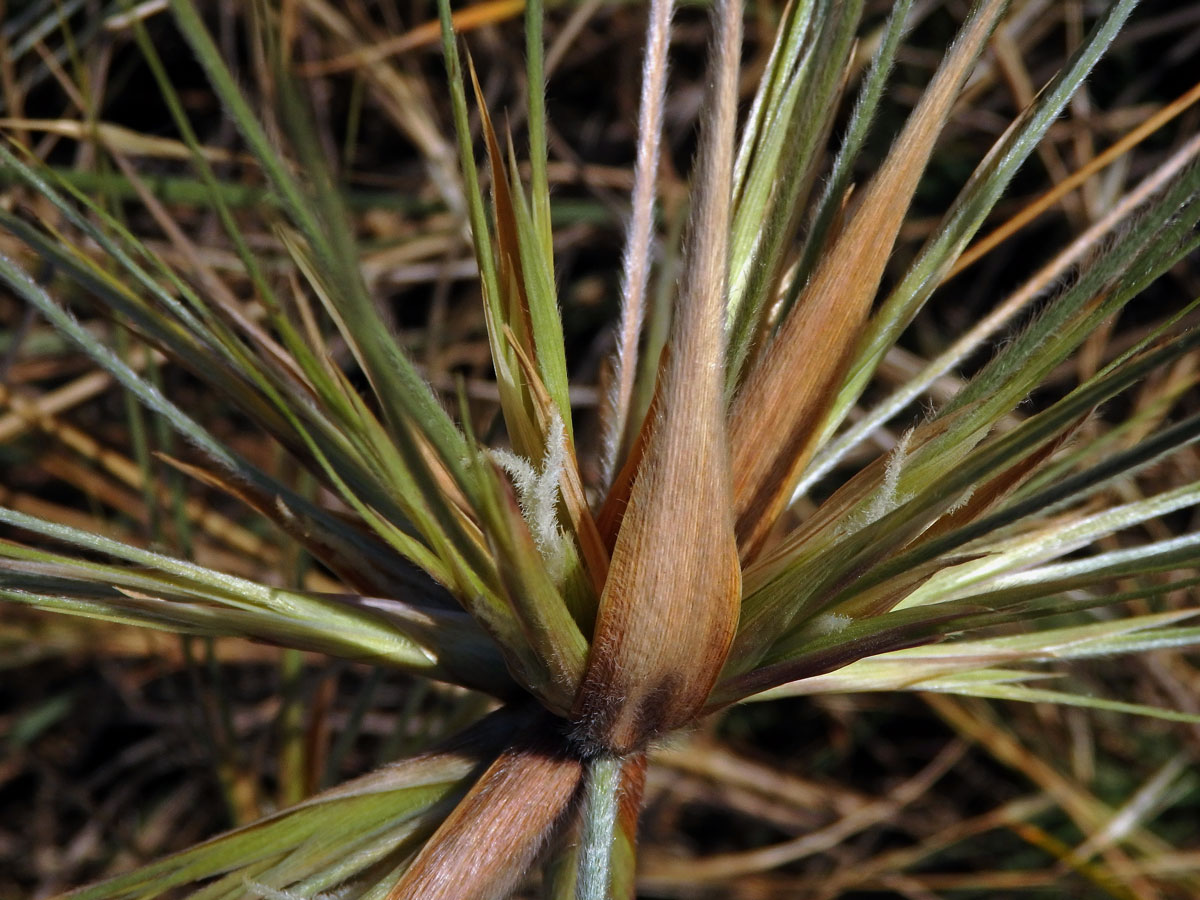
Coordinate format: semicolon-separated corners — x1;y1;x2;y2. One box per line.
1;0;1199;898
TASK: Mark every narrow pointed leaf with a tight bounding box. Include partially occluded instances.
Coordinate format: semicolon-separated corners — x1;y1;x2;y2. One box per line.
751;612;1200;699
725;0;862;380
820;0;1139;447
940;684;1200;725
783;0;915;312
603;0;675;485
504;330;608;596
728;0;1009;558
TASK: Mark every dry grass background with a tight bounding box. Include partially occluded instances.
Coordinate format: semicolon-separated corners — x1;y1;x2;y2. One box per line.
1;0;1199;897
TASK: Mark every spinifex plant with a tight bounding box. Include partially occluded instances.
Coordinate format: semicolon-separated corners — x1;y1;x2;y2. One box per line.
1;0;1200;896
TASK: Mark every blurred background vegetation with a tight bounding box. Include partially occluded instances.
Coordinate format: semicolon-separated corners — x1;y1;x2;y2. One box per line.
1;0;1198;896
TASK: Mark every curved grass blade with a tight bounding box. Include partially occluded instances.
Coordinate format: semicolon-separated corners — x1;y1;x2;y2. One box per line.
0;507;472;678
734;316;1200;667
794;133;1200;500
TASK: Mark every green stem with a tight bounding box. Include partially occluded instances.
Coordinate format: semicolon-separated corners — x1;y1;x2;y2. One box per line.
576;753;623;900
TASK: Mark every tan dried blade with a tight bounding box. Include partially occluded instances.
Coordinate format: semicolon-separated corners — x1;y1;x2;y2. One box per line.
729;0;1009;560
466;57;543;462
571;0;743;754
469;59;535;353
386;724;584;900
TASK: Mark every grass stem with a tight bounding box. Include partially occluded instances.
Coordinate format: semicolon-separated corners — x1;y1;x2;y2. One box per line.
576;753;623;900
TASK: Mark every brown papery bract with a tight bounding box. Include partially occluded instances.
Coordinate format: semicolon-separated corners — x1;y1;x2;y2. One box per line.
387;721;584;900
570;0;744;754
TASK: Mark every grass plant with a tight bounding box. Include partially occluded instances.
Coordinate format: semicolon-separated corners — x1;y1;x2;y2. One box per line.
1;0;1199;897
